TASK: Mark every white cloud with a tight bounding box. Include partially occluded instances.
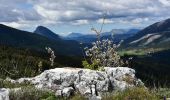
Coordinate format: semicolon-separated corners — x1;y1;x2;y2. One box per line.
71;20;89;25
0;0;170;30
159;0;170;6
97;19;114;24
131;18;149;25
2;21;29;29
30;0;170;24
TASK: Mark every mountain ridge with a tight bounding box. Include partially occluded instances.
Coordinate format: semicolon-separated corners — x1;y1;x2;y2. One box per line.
34;26;61;41
122;18;170;48
64;29;139;43
0;24;82;56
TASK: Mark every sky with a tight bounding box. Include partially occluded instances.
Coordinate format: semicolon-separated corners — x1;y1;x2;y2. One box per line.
0;0;170;36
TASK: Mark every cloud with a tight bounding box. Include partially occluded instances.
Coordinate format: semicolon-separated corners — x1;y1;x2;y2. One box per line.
97;19;114;24
30;0;170;24
71;20;89;25
159;0;170;6
0;0;170;30
2;22;28;29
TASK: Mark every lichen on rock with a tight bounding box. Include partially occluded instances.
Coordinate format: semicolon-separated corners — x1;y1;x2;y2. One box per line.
4;67;143;99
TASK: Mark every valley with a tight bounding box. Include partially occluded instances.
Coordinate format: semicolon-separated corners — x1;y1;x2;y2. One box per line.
0;17;170;99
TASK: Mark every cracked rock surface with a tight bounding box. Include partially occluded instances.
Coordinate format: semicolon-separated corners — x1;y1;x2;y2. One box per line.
0;88;10;100
8;67;143;98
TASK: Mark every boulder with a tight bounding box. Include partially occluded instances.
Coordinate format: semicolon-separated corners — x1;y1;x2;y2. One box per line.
55;90;62;96
13;67;143;98
0;88;10;100
62;87;74;97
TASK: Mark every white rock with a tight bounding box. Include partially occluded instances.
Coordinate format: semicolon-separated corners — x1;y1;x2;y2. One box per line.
55;90;62;97
11;67;143;98
62;87;74;97
75;81;91;96
89;96;102;100
104;67;137;90
5;78;15;83
0;88;10;100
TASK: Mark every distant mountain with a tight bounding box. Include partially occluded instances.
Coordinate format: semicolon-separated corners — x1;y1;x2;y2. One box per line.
122;18;170;48
64;29;139;43
102;29;139;36
64;34;96;43
0;24;82;56
34;26;61;41
101;29;139;43
67;32;84;38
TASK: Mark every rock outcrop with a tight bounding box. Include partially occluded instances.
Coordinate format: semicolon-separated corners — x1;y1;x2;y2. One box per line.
0;88;10;100
6;67;143;99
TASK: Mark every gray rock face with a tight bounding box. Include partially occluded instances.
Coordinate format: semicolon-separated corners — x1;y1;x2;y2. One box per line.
14;67;143;98
0;88;9;100
62;87;74;97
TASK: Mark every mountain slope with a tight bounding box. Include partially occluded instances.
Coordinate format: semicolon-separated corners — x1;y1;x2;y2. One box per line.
34;26;61;41
123;18;170;48
102;29;139;36
0;24;82;56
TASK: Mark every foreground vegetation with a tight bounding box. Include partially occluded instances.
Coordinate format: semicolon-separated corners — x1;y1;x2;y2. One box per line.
1;45;170;87
1;81;169;100
0;28;170;99
9;86;57;100
0;45;83;79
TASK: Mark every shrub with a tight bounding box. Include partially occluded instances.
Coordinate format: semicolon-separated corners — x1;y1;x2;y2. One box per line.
83;39;124;70
82;18;124;70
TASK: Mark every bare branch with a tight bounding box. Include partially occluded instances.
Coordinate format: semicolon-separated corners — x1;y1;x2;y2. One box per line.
99;16;106;33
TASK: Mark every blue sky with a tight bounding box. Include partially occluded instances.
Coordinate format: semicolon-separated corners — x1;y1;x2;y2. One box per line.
0;0;170;36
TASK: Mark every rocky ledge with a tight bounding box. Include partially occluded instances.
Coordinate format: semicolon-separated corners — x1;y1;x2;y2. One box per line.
1;67;143;99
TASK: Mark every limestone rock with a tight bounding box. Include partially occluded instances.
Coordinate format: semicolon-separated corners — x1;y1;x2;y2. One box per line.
55;90;62;97
0;88;9;100
62;87;74;97
13;67;143;98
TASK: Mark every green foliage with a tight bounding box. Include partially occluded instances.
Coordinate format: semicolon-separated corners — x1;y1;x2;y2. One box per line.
0;45;83;79
0;45;53;79
124;49;170;87
70;94;87;100
102;87;159;100
9;86;57;100
0;79;32;88
9;87;87;100
3;79;170;100
155;88;170;99
82;60;99;70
